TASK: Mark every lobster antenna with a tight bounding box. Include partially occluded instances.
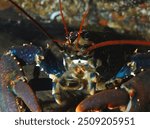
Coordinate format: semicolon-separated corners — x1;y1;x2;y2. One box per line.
76;6;89;50
8;0;64;49
59;0;71;44
59;0;70;38
84;40;150;54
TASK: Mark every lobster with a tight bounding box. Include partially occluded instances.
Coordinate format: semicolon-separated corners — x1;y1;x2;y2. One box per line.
0;0;150;111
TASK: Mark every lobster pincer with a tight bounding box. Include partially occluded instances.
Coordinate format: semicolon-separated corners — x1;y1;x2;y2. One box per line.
76;69;150;112
0;46;41;112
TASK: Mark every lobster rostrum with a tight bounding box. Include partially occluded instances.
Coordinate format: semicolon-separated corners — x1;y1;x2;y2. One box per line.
0;0;150;111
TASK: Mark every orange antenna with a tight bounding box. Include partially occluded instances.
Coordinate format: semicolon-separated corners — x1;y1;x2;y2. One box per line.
8;0;64;49
84;40;150;54
59;0;69;37
76;6;89;50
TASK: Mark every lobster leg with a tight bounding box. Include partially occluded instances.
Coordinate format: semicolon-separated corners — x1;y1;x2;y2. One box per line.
9;44;43;65
35;50;65;105
51;81;62;105
10;44;65;105
106;52;150;87
85;72;97;95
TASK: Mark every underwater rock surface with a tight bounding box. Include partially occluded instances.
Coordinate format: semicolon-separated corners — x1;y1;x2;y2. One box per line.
1;0;149;40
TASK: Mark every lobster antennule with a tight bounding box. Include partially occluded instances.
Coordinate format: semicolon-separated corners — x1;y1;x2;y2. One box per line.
76;6;89;50
84;40;150;54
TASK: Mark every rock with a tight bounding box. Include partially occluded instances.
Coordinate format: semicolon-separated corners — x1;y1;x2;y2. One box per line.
10;0;150;40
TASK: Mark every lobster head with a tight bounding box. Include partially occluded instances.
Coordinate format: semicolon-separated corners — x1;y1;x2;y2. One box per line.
63;31;93;57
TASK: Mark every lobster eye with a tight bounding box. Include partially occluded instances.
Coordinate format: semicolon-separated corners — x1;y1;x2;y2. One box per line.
69;31;78;43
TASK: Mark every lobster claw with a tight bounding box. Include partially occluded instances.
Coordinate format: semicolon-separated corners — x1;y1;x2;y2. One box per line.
0;84;19;112
76;89;129;112
12;80;41;112
76;70;150;112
